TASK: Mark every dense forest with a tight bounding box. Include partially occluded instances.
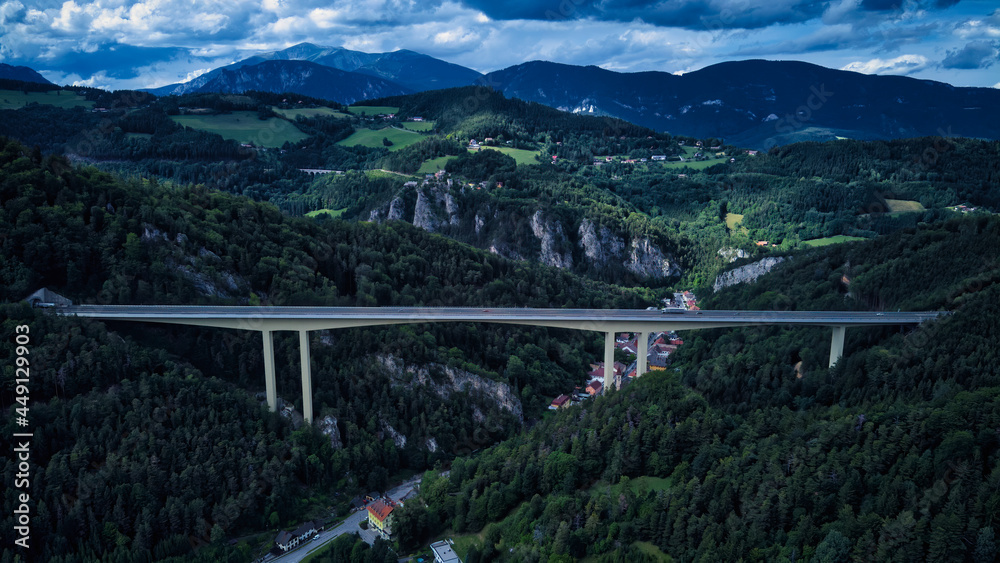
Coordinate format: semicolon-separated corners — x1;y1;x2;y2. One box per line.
394;216;1000;562
0;137;655;562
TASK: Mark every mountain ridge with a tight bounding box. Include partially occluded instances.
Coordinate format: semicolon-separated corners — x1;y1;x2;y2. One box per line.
480;59;1000;148
0;63;53;84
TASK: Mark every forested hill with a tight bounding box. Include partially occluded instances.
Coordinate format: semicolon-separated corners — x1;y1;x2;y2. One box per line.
392;215;1000;562
0;137;654;562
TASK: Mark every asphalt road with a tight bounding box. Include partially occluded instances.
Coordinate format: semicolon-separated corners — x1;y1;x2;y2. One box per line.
59;305;945;328
267;477;421;563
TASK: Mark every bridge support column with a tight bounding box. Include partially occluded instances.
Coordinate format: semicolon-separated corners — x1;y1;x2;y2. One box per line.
604;332;616;390
829;326;846;368
299;330;313;424
636;331;649;377
262;330;277;412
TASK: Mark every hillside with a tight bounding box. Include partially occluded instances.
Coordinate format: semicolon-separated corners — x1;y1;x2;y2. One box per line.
482;59;1000;149
0;136;661;561
393;214;1000;561
174;60;412;105
0;63;52;84
1;83;997;291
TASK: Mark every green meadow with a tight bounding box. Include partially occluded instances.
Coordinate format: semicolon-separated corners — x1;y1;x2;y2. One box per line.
170;111;308;148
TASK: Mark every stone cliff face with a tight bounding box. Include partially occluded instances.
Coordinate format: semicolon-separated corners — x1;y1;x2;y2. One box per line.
378;354;523;423
412;185;459;232
626;237;682;278
713;256;788;291
578;220;625;264
368;182;682;279
578;219;680;279
530;210;573;269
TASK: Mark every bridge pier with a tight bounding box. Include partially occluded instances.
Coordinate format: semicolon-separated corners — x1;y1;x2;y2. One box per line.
299;330;313;424
604;332;616;390
829;326;846;368
636;330;649;377
262;330;277;412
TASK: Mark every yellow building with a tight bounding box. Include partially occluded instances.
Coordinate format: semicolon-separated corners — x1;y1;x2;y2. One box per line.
367;499;396;539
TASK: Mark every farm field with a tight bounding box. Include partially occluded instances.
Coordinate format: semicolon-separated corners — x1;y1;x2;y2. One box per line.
305;208;347;219
801;235;867;247
0;89;94;110
401;120;435;132
346;105;400;116
885;199;927;213
170;111;308;148
486;146;541;165
336;127;422;151
416;155;458;174
272;106;349;119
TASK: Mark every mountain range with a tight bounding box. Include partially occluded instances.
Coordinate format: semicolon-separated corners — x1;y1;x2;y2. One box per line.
17;42;1000;147
147;43;482;97
481;59;1000;147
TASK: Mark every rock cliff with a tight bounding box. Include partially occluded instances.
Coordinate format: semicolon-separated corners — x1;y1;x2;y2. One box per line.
713;256;788;291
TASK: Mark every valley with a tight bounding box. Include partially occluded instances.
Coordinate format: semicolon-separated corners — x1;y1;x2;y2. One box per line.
0;39;999;563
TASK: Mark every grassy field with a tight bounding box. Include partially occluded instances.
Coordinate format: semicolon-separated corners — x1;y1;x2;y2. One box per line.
801;235;867;247
366;169;415;179
657;145;728;170
725;212;749;235
272;106;349;119
416;155;458;174
336;127;422;151
633;541;674;562
0;89;94;110
885;199;926;213
170;111;308;148
485;146;541;165
449;533;484;560
305;208;347;219
400;120;435;132
346;105;400;116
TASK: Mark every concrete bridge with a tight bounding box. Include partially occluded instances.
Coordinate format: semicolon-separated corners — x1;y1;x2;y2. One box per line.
58;306;945;423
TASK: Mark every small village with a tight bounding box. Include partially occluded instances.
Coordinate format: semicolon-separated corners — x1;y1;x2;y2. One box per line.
548;291;698;411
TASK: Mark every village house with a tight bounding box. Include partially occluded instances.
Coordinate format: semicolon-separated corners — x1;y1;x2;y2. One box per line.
585;380;603;396
431;540;463;562
274;520;318;552
549;394;571;410
367;498;397;540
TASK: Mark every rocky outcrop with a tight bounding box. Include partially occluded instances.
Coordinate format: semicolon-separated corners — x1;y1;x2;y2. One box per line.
578;219;680;279
530;210;573;269
412;189;439;231
578;220;625;264
713;256;788;291
627;237;681;278
317;415;343;450
377;354;523;423
718;247;750;263
382;422;407;448
412;185;459;232
387;197;405;221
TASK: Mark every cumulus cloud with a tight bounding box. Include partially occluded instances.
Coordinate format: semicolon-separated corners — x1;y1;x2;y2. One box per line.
842;54;930;74
0;0;994;90
941;40;999;69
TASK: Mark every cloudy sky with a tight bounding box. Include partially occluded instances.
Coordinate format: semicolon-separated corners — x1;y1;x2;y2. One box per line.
1;0;998;90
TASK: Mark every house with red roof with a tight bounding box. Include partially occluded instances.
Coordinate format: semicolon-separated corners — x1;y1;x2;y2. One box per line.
367;499;397;540
549;394;572;410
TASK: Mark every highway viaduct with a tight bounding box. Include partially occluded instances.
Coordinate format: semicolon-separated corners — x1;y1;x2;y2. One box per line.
57;306;945;423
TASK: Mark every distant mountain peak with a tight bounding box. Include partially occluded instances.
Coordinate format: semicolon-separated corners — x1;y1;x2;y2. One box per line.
0;63;53;85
